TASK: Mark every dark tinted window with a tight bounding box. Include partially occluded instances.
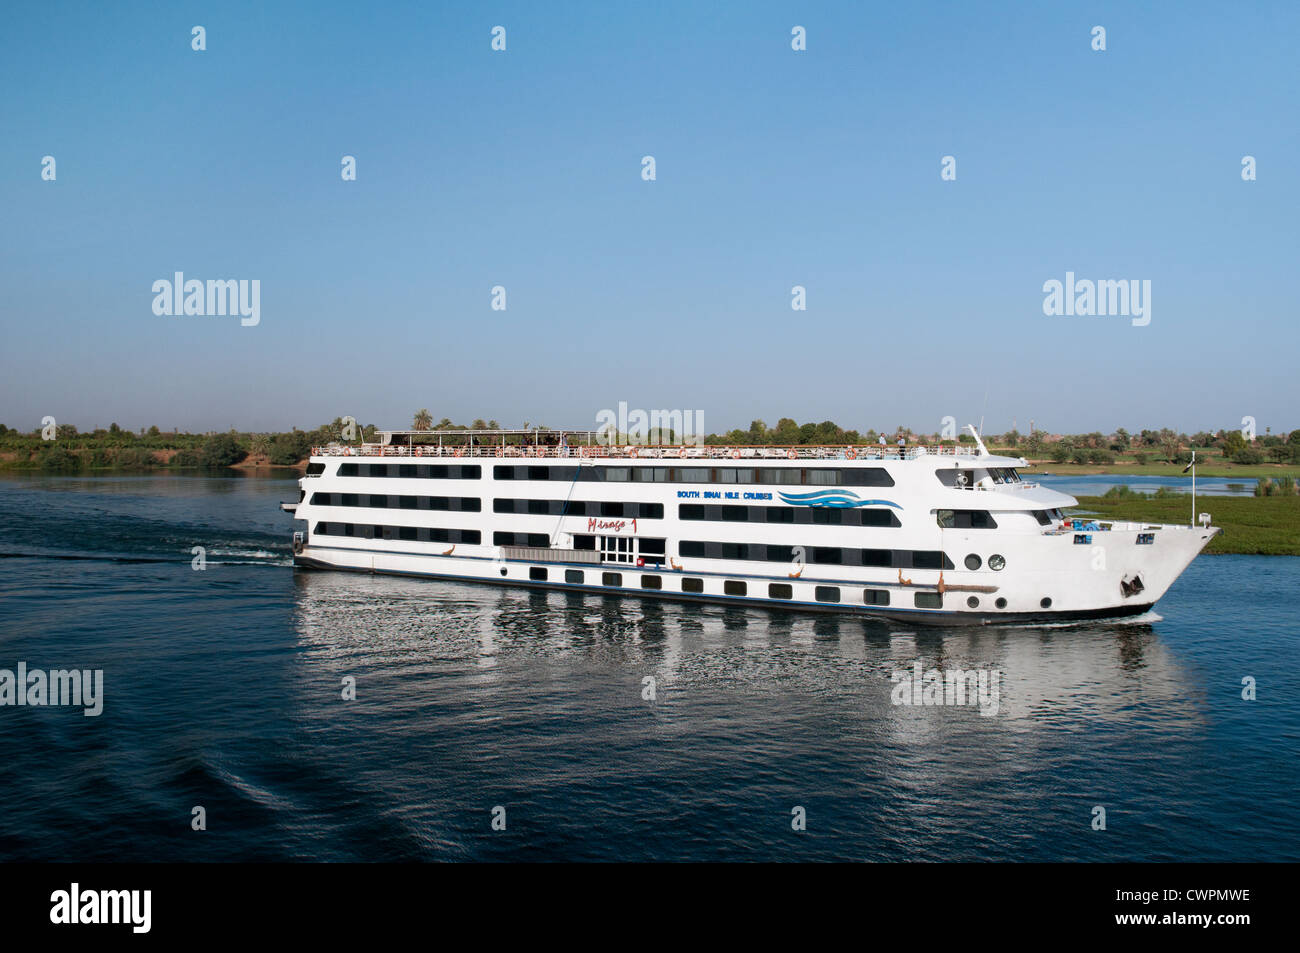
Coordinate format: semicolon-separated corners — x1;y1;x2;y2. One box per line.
768;583;793;600
682;577;704;593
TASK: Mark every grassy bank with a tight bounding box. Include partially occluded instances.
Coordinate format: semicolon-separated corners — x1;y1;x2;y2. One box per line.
1073;494;1300;555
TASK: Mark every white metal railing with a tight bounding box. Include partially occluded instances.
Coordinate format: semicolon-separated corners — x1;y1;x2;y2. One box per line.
310;443;997;462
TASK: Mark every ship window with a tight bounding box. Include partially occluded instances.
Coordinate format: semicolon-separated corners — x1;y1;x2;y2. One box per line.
315;522;329;534
724;580;747;596
399;526;417;541
399;496;417;509
721;506;747;521
338;463;358;476
1040;597;1052;609
811;547;842;565
843;468;894;487
529;567;548;581
989;554;1006;571
861;550;891;567
370;464;387;477
1032;510;1052;526
765;508;795;523
915;592;943;609
680;505;705;520
995;597;1007;609
964;554;982;571
680;468;710;482
640;575;662;590
863;588;890;606
601;502;622;517
757;469;788;484
306;462;326;476
527;466;548;481
716;468;737;483
565;569;584;584
967;596;979;608
807;469;838;485
682;577;704;593
574;535;596;550
769;583;793;599
606;468;630;482
942;510;998;529
602;572;622;587
680;541;705;557
815;586;840;603
811;509;843;524
639;538;666;556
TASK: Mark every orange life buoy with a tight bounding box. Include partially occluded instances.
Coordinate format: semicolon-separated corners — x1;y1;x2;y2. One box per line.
454;447;463;458
678;447;688;459
846;447;857;460
731;449;740;459
786;449;796;459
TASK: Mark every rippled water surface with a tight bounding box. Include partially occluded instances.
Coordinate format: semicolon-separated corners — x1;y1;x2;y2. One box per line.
0;474;1296;861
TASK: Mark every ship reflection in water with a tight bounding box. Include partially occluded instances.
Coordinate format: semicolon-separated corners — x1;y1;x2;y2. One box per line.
288;568;1260;862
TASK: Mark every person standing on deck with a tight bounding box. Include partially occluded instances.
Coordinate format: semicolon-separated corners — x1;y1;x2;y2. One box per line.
897;432;907;459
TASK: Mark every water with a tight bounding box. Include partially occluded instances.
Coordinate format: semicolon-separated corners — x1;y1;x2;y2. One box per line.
0;474;1296;861
1038;473;1258;497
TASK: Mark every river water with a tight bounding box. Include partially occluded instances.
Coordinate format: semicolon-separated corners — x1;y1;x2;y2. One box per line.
0;474;1295;861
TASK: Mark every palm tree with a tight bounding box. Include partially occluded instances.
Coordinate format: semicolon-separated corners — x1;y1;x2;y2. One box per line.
413;409;432;431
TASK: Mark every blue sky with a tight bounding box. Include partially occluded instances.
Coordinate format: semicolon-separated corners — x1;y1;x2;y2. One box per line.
2;1;1296;436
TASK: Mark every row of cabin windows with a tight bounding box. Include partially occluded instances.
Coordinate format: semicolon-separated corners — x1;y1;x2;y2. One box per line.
680;504;900;527
540;571;913;607
493;465;893;486
934;509;998;529
336;463;482;479
493;499;664;518
311;492;481;511
313;523;481;544
678;541;953;569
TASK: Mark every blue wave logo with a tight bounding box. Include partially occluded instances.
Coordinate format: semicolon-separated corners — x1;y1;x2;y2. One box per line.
778;490;901;509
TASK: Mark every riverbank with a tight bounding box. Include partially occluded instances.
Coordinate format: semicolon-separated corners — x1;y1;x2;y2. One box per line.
1072;494;1300;556
1026;461;1298;478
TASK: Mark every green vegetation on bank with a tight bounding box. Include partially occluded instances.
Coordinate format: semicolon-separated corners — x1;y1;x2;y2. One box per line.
0;420;376;472
3;414;1299;477
1073;489;1300;556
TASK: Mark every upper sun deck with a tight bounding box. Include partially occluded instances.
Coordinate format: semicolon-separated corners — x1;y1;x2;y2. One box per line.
312;432;1022;465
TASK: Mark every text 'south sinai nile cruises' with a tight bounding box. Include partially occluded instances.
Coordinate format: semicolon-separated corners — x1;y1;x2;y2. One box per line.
280;426;1219;625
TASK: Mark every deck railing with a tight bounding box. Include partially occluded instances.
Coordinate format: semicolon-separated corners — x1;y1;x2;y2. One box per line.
310;443;1007;462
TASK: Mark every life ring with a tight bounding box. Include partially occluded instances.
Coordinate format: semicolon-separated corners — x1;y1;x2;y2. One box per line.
846;447;857;460
678;447;688;459
629;446;639;458
454;447;464;458
344;447;353;456
786;449;796;459
731;449;740;459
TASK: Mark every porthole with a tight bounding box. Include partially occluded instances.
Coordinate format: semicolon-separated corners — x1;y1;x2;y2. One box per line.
967;596;979;609
995;597;1007;609
964;554;982;571
499;567;507;576
1040;597;1052;609
989;554;1006;571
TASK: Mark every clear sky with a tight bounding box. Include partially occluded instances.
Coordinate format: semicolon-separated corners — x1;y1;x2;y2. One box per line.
2;1;1296;436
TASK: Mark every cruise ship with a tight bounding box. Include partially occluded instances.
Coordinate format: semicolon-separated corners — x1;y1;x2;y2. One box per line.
281;427;1218;625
